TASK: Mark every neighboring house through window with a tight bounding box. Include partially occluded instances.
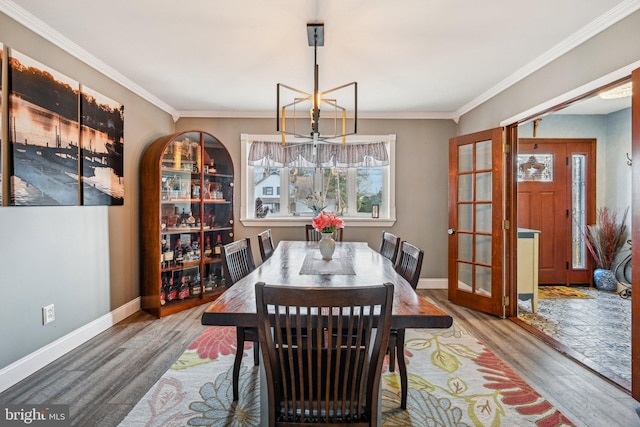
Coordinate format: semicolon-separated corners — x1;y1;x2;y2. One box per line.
240;134;396;226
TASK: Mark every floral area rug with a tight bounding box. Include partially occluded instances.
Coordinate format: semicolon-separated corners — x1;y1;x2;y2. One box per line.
538;286;594;299
119;319;575;426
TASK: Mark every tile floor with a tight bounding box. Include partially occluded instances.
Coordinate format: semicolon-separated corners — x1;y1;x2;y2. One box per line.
517;286;631;387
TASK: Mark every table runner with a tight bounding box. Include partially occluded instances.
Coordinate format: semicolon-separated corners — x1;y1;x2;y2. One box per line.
299;248;356;275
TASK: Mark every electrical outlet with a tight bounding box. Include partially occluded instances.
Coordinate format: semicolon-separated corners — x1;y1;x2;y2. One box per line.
43;304;55;325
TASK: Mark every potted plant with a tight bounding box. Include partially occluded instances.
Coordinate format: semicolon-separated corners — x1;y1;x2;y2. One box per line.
584;206;629;291
312;211;345;260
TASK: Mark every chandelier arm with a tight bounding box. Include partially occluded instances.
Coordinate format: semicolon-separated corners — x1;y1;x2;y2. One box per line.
320;81;358;96
278;83;311;97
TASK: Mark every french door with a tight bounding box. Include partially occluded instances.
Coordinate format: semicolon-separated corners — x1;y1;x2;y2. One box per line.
448;128;505;317
517;139;596;285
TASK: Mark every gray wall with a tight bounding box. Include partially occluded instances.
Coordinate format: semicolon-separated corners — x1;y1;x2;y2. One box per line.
519;109;632;230
3;2;639;382
458;11;640;134
0;13;174;368
176;117;456;280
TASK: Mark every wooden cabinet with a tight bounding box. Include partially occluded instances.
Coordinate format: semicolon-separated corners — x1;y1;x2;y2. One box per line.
141;130;234;317
517;228;540;313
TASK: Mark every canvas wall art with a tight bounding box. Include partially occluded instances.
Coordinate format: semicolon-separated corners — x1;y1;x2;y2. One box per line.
9;49;80;206
80;85;124;206
0;43;4;205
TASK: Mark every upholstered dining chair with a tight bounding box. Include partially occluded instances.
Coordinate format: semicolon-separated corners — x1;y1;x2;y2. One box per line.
255;282;394;426
221;237;259;401
389;240;424;409
379;231;401;264
305;224;344;242
258;229;275;262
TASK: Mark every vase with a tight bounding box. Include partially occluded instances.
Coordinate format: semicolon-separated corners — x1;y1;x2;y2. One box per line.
593;268;617;291
318;232;336;260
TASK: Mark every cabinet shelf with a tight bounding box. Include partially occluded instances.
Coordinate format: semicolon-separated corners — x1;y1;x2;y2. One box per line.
141;130;235;318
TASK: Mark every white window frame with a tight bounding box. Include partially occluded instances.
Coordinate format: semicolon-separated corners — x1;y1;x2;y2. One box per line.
240;134;396;228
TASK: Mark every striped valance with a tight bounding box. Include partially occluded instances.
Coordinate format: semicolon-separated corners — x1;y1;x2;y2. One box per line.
247;141;389;168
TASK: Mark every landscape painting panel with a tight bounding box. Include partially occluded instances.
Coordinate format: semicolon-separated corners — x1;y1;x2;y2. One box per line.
80;85;124;206
0;42;4;205
9;49;80;206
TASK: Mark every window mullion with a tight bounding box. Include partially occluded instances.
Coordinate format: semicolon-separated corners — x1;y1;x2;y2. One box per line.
346;168;357;214
281;167;290;216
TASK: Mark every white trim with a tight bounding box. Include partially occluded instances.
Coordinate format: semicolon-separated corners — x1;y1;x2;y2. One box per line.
240;134;396;225
500;59;640;126
0;297;141;393
417;278;448;290
0;0;179;120
241;217;396;228
178;110;459;121
2;0;638;122
459;0;640;119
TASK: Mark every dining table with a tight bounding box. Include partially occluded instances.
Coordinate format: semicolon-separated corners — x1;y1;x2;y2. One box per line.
202;240;453;332
201;240;453;425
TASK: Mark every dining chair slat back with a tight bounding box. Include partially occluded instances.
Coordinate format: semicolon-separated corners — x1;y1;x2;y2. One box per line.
255;282;394;426
379;231;401;264
222;237;256;285
221;237;259;401
305;224;344;242
389;240;424;409
394;241;424;289
258;229;275;262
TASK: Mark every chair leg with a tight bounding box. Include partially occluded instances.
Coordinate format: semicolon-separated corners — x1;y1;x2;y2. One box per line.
396;329;408;409
233;327;245;401
253;341;260;366
389;346;396;372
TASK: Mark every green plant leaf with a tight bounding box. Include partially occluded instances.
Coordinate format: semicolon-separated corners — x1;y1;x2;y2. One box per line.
171;351;213;370
467;394;505;427
432;349;461;373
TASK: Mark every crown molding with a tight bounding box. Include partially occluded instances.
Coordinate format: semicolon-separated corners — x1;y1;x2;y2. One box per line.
456;0;640;118
3;0;637;123
177;110;459;121
0;0;179;119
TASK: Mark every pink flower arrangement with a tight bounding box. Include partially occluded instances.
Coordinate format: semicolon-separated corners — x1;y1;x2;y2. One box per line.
312;211;345;234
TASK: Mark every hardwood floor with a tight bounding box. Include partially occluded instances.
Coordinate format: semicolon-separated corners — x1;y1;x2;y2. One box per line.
0;305;209;427
1;290;639;426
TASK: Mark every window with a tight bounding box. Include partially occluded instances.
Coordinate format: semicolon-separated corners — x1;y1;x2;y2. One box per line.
241;134;396;226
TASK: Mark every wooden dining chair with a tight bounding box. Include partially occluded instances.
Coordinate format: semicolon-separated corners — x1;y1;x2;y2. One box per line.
389;240;424;409
258;229;275;262
379;231;401;264
221;237;259;401
305;224;344;242
255;282;394;426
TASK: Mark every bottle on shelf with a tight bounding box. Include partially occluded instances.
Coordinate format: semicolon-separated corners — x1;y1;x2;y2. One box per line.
204;236;212;257
190;272;202;296
163;239;174;267
175;239;184;263
178;276;190;300
214;234;223;256
185;237;194;260
160;278;166;305
166;277;177;302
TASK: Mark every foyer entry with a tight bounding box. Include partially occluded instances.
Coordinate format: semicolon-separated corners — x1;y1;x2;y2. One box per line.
517;138;596;285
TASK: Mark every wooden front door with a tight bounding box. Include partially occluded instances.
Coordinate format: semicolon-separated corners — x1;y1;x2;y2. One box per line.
517;139;595;285
448;128;505;317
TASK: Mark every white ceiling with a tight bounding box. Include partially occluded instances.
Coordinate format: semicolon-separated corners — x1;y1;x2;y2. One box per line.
2;0;639;120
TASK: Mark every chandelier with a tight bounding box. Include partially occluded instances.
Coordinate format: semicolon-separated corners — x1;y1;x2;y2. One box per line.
277;23;358;147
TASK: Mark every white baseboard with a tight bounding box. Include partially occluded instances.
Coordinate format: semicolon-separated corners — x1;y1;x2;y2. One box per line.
0;297;141;393
417;278;448;289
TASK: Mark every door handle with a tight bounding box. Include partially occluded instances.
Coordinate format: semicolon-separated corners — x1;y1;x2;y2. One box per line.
447;228;456;235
